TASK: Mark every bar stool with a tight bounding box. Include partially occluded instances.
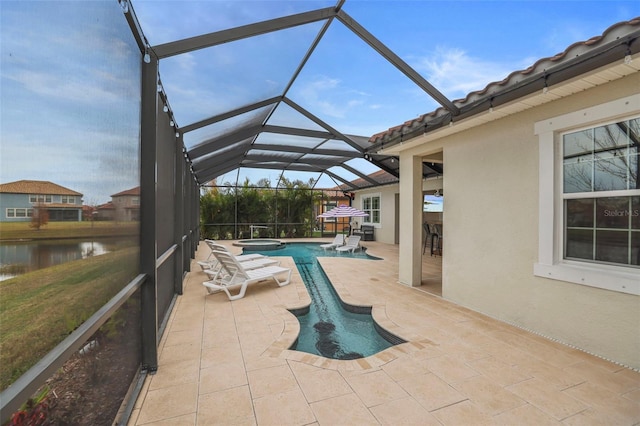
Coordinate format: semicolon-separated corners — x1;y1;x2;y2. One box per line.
431;224;442;256
422;223;432;254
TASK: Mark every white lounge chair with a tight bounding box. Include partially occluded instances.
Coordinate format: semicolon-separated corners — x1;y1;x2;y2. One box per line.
202;256;280;284
335;235;361;253
198;241;266;271
202;250;292;301
203;239;220;261
320;234;344;251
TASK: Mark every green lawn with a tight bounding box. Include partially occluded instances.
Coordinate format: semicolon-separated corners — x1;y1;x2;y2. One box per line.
0;221;139;241
0;247;139;390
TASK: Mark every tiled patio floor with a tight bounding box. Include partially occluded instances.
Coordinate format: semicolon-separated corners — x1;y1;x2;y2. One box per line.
129;239;639;425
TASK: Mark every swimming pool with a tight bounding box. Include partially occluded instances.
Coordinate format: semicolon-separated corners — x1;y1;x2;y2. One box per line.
245;242;405;360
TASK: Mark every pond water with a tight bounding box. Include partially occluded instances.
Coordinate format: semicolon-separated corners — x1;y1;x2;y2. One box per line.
0;239;127;281
246;242;405;360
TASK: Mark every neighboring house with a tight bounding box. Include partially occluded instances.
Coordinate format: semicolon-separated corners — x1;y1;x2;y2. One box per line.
95;201;116;221
0;180;83;222
366;19;640;369
105;187;140;222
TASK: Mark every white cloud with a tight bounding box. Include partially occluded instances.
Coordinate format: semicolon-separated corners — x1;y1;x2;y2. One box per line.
413;46;515;99
6;70;122;104
174;52;197;72
296;75;347;119
0;126;139;204
306;75;342;93
293;76;379;120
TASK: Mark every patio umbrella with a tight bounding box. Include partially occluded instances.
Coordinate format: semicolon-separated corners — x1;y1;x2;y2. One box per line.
317;204;369;241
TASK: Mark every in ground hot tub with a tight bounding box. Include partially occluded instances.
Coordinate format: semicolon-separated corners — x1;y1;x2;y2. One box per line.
233;239;285;251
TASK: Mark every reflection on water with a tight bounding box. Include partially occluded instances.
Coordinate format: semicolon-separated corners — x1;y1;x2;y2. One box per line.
0;239;125;281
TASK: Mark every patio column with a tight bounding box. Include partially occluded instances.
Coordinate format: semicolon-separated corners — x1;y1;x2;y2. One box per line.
398;152;422;287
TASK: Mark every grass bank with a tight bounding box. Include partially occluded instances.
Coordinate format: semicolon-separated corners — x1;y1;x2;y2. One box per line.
0;247;139;390
0;221;139;241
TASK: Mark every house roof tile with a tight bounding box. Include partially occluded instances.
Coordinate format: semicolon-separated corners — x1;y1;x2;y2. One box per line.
97;202;115;210
111;186;140;197
0;180;82;196
332;169;399;191
44;203;83;209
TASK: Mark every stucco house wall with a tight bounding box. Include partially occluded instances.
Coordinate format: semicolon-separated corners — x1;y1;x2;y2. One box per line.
418;75;639;368
352;185;397;244
110;187;141;222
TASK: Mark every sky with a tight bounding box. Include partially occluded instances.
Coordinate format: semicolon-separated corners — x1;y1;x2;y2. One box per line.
424;194;443;212
1;1;638;203
1;1;141;205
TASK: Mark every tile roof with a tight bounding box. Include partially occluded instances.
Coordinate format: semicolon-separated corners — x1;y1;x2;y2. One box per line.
0;180;82;196
349;169;398;189
111;186;140;197
43;203;83;209
97;202;115;210
332;169;399;191
369;17;640;148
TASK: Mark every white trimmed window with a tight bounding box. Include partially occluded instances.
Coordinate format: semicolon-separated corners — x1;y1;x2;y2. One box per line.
61;196;75;204
7;208;32;218
362;194;381;225
534;95;640;295
29;194;52;203
323;202;337;223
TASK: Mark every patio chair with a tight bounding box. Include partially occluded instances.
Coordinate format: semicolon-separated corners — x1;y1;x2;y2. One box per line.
335;235;361;253
203;239;219;261
202;256;280;284
431;223;442;256
320;234;344;250
198;242;266;271
202;250;292;301
422;222;432;254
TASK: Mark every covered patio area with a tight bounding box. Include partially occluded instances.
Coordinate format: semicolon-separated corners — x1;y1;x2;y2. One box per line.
128;240;639;425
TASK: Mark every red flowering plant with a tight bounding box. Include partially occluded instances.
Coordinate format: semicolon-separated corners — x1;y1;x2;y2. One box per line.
9;387;49;426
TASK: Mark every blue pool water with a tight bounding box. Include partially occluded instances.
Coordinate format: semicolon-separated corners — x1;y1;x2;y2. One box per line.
246;242;404;360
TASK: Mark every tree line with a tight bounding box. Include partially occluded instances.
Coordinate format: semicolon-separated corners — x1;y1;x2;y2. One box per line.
200;177;337;240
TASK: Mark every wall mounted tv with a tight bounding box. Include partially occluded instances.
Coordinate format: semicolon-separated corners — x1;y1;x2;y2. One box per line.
423;194;443;212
